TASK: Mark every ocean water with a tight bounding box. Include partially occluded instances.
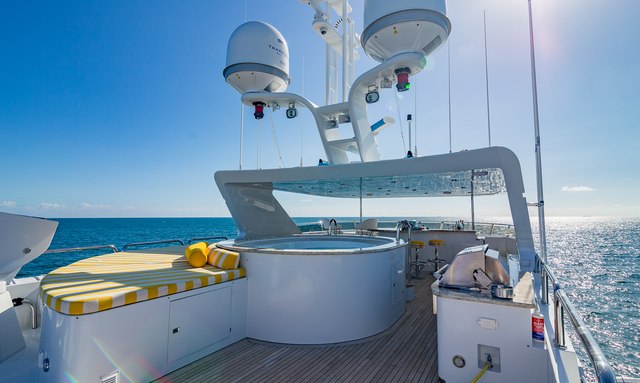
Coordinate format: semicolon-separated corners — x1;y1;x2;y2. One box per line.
541;217;640;379
18;218;240;277
15;216;640;378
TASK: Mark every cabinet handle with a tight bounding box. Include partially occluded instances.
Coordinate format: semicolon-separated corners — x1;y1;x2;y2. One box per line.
172;327;180;334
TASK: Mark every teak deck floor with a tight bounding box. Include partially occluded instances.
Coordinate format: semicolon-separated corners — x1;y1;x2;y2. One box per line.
156;275;439;383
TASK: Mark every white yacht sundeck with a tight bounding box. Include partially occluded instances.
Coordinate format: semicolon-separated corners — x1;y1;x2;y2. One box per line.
0;1;633;382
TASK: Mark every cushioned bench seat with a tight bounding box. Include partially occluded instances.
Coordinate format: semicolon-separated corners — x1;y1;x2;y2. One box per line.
40;247;246;315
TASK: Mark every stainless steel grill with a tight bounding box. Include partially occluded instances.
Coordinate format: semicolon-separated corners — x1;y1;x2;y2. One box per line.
438;245;511;289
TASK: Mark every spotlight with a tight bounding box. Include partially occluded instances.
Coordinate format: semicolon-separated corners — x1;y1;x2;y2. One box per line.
365;91;380;104
365;85;380;104
286;102;297;119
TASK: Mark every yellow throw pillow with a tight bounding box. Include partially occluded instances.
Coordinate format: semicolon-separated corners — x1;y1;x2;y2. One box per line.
207;245;240;270
188;248;208;267
185;242;208;268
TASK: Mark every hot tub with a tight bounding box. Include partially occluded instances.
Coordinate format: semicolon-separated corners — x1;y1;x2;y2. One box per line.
218;235;407;344
228;235;398;252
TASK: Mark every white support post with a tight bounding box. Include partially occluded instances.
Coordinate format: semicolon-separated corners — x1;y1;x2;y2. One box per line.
239;102;244;170
341;0;348;102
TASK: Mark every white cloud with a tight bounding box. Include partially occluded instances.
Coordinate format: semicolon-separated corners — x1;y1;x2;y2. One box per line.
561;186;596;192
80;202;112;210
39;202;65;210
0;200;17;208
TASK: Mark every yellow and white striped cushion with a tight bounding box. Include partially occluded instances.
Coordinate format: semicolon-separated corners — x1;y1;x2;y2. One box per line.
207;245;240;269
40;248;245;316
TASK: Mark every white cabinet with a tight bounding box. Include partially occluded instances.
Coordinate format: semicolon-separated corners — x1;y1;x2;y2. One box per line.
39;280;247;383
168;286;232;363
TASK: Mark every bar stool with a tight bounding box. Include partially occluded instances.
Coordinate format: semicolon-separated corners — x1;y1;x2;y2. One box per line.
427;239;445;272
409;240;427;279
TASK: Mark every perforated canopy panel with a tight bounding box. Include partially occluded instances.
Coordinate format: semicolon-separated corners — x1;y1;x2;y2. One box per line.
273;168;505;198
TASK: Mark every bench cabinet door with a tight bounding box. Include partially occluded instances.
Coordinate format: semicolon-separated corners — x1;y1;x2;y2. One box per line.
168;286;232;363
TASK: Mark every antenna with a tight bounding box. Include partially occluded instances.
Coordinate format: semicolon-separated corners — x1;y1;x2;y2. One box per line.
448;42;452;153
395;92;406;153
483;10;492;147
527;0;548;262
300;54;305;167
268;108;285;168
414;79;418;156
257;118;262;169
239;103;244;170
244;0;248;22
341;0;347;102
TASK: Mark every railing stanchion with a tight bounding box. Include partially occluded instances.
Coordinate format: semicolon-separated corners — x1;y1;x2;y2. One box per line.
542;267;549;305
553;283;566;348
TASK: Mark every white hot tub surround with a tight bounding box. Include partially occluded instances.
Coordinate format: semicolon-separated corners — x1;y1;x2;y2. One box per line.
219;235;407;344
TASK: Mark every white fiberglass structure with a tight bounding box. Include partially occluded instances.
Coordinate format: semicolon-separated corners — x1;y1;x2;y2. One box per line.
220;236;405;344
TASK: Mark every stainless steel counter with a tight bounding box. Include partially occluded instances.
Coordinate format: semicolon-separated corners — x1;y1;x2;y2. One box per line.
432;272;535;309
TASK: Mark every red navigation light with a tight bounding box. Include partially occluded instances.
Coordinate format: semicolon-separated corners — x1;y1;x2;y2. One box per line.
253;102;266;120
395;67;411;92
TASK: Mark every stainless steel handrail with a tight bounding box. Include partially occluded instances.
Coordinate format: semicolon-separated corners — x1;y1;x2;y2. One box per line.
187;236;228;244
45;245;119;254
122;239;185;252
46;238;226;255
540;259;617;383
556;289;617;383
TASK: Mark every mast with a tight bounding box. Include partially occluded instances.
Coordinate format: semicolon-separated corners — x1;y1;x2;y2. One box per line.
414;79;418;155
527;0;548;263
448;42;452;153
239;103;244;170
483;11;492;147
239;0;247;170
341;0;348;102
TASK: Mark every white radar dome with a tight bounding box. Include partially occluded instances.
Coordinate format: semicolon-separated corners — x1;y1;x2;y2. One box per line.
361;0;451;63
224;21;290;93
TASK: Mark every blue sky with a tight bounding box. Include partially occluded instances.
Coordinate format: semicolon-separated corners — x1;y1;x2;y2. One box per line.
1;0;639;219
